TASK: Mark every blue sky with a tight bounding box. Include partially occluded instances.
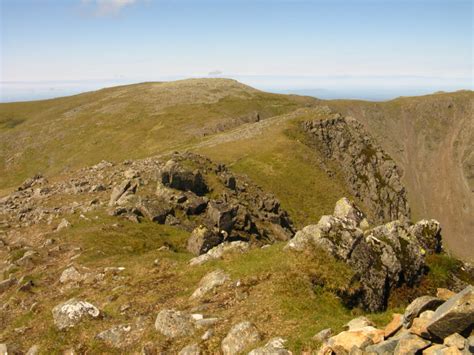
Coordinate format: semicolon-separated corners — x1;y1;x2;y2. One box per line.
0;0;472;101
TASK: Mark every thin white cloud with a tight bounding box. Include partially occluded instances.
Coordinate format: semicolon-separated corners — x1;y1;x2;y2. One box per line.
81;0;141;16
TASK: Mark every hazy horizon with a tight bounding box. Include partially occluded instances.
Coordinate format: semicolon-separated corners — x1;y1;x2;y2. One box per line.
1;0;472;102
1;74;472;103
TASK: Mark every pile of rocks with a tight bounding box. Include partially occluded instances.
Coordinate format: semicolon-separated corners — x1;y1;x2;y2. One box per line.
109;152;294;250
318;285;474;354
287;197;443;311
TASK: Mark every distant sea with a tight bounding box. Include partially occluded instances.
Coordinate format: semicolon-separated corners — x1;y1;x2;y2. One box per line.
1;76;471;103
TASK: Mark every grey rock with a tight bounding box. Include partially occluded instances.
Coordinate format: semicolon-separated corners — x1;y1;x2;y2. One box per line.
59;266;83;284
403;296;444;328
154;309;194;338
365;338;399;354
427;285;474;339
52;298;100;330
160;160;208;195
409;219;442;254
109;179;131;206
137;198;173;223
207;200;235;233
189;241;249;266
190;269;230;300
248;337;291;355
221;321;261;355
287;205;441;312
96;321;145;348
333;197;366;226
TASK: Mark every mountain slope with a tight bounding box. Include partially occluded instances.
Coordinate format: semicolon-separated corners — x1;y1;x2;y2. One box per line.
0;79;312;190
1;80;472;259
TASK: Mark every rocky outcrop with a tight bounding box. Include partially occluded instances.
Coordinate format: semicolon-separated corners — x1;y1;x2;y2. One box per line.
303;115;410;224
318;286;474;354
287;197;442;311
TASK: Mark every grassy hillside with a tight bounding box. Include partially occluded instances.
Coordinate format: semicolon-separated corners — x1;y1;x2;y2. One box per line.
0;79;312;191
325;91;474;260
1;80;472;259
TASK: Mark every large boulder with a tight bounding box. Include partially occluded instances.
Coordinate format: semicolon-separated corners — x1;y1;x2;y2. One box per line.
187;226;223;255
136;198;173;223
160;160;208;195
426;285;474;339
221;321;261;355
154;309;194;338
52;298;100;330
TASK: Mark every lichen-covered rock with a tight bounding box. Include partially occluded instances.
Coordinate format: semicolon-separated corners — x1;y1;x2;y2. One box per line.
154;309;194;338
190;269;230;300
409;219;442;254
221;321;261;355
333;197;366;227
52;298;100;330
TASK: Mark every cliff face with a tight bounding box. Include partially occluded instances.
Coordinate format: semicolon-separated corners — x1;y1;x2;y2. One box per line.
302;115;410;225
325;91;474;260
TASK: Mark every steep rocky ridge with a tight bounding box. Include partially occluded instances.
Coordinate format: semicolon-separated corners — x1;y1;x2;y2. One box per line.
301;114;410;225
325;91;474;260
